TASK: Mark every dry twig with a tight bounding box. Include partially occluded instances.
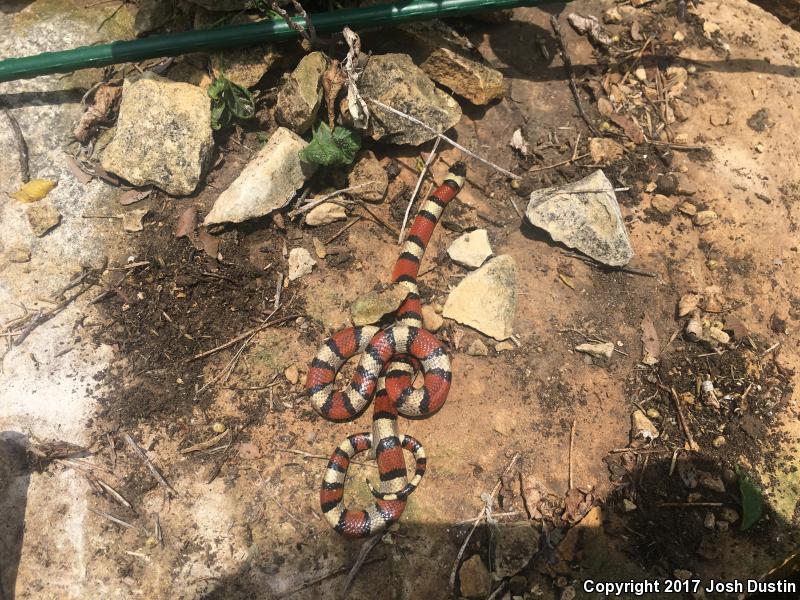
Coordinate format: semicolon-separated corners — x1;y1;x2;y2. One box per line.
122;433;177;495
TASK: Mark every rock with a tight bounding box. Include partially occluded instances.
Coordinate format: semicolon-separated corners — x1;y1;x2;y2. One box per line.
677;293;701;317
719;507;739;523
134;0;173;35
5;245;31;263
747;108;773;133
495;340;515;352
694;210;717;226
704;512;716;529
312;237;327;259
443;255;516;341
284;365;299;384
712;435;726;448
561;586;577;600
510;128;529;156
493;522;540;578
26;201;61;236
122;208;148;232
288;248;316;281
420;48;504;105
458;555;491;599
447;229;493;269
347;151;388;202
350;284;408;326
525;170;634;267
359;53;462;146
211;45;278;89
673;31;685;42
623;498;638;512
212;422;227;433
101;74;213;196
631;409;659;442
674;173;697;195
651;194;678;214
421;305;443;332
575;342;614;359
204;127;316;225
604;7;622;23
678;201;697;216
656;173;678;195
646;407;661;419
465;339;489;356
588;138;624;164
275;51;328;134
306;202;347;226
685;315;730;348
698;471;726;494
703;20;720;36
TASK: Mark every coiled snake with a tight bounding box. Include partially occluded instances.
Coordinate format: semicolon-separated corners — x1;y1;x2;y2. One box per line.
305;163;466;538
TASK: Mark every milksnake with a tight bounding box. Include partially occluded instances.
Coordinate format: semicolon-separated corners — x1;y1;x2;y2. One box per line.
306;163;466;538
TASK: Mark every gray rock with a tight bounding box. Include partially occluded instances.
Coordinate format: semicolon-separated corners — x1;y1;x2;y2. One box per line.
493;522;540;578
134;0;173;35
447;228;492;269
101;74;213;196
421;48;504;105
26;201;61;237
458;554;491;599
288;248;316;281
359;53;462;146
525;170;634;267
350;284;408;326
443;255;516;340
275;51;328;134
465;338;489;356
204;127;316;225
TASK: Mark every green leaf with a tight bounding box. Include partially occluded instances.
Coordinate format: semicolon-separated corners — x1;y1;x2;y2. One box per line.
736;465;763;531
207;72;255;131
299;122;361;167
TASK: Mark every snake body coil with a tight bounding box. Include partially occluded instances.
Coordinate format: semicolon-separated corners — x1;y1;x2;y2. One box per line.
306;163;466;538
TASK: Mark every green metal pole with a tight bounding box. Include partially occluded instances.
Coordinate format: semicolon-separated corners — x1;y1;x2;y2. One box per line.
0;0;545;84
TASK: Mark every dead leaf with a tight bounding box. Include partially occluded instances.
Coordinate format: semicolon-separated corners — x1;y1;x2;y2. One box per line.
122;208;148;232
11;179;56;203
119;187;153;206
597;97;614;117
74;84;121;143
198;229;220;258
567;13;614;47
609;113;645;144
640;314;660;365
175;206;198;238
322;58;346;130
65;155;93;185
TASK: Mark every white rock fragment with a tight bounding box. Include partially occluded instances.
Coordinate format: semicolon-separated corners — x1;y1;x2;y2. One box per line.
443;255;516;341
204;127;317;225
447;229;493;269
575;341;614;359
287;247;316;281
305;201;347;226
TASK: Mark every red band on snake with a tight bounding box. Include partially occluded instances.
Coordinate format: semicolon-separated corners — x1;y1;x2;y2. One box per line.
306;163;466;538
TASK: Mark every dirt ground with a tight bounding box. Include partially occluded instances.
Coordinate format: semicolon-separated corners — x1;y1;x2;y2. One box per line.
1;0;799;599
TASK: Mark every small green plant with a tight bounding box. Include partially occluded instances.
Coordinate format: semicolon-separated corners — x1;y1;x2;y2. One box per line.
207;72;256;131
736;465;763;531
299;121;361;167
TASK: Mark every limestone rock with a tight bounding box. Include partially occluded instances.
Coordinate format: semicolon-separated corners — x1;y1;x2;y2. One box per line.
204;127;316;225
443;255;516;341
350;284;408;326
211;45;279;89
694;210;717;226
101;74;213;196
359;53;461;146
631;410;659;442
5;245;31;263
347;151;389;203
275;51;328;134
651;194;678;214
421;305;443;332
458;555;491;599
465;338;489;356
288;248;316;281
26;201;61;236
447;229;493;269
525;170;634;267
306;202;347;226
588;138;624;164
493;523;540;578
421;48;504;105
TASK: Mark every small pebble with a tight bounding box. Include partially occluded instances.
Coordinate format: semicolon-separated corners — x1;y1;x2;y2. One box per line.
284;365;300;384
712;435;726;448
646;407;661;419
673;31;685;42
704;511;716;529
212;422;227;433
